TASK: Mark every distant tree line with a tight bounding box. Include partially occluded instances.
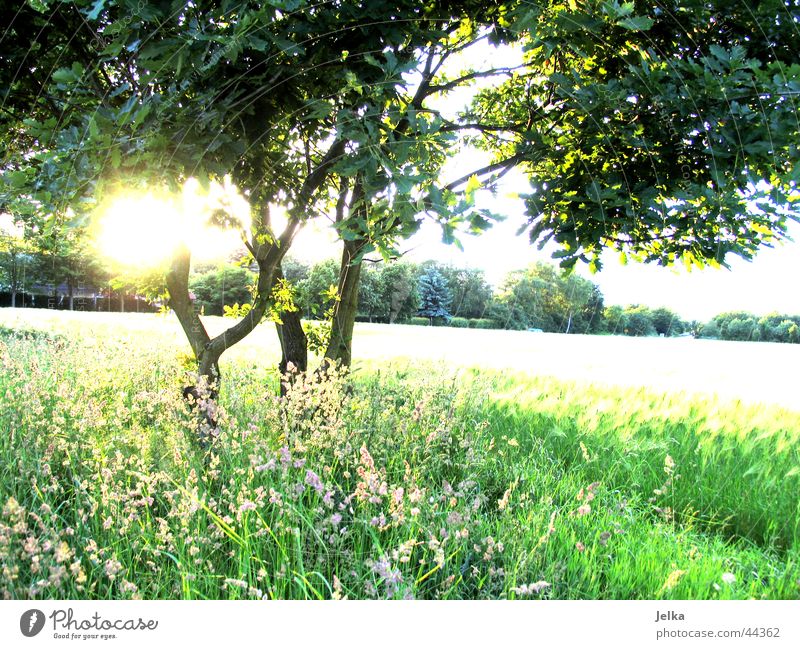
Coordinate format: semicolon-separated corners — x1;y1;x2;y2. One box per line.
0;230;153;312
184;257;800;344
697;312;800;344
4;239;798;344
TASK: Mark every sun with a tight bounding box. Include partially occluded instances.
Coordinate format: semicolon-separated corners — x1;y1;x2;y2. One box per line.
96;192;184;267
96;179;247;268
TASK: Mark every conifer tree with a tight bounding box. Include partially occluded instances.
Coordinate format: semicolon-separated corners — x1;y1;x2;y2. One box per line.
417;269;452;325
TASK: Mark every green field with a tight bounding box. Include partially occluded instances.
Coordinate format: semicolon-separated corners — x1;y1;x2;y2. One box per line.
1;310;798;600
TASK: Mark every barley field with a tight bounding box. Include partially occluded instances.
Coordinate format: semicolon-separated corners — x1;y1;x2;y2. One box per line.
1;309;798;600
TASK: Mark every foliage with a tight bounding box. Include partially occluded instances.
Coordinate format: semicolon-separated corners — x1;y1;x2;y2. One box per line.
470;318;497;330
417;268;452;323
651;307;686;337
491;263;604;333
702;311;800;344
470;0;800;270
1;317;798;599
424;263;493;320
188;266;255;317
408;317;430;327
296;259;340;320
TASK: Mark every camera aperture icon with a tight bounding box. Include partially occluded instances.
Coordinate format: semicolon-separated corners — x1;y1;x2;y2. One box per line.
20;609;46;637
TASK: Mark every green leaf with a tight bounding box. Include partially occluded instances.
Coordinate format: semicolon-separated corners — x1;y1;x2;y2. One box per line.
617;16;653;31
465;174;481;204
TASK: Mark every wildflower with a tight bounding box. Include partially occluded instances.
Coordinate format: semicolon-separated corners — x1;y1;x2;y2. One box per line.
332;575;346;600
721;572;736;585
239;501;257;512
507;438;519;447
3;496;22;517
330;513;343;527
49;564;66;587
498;479;518;511
305;469;324;494
446;511;463;526
255;459;276;472
513;581;551;596
575;542;585;552
660;569;686;593
576;504;591;516
103;517;114;530
104;558;123;578
224;578;249;589
268;489;283;506
120;579;138;594
54;541;72;563
369;556;403;590
599;531;612;546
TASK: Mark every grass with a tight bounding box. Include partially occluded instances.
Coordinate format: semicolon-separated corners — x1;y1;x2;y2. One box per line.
0;310;798;600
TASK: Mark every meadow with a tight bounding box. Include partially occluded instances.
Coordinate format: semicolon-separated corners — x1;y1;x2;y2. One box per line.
0;309;798;600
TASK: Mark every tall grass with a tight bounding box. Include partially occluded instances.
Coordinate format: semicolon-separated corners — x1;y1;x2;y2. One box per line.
0;323;798;600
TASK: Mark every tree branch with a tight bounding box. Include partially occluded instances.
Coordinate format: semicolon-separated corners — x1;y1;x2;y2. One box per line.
443;151;529;193
207;136;348;356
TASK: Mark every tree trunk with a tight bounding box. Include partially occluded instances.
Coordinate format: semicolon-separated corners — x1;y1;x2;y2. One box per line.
10;255;18;308
274;266;308;395
68;284;74;311
276;309;307;393
324;238;365;368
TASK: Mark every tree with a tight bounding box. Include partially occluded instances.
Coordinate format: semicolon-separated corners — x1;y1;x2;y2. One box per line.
431;264;493;320
725;317;759;341
379;262;419;324
2;0;490;390
603;305;627;336
417;268;452;324
651;307;685;337
623;306;656;337
189;265;255;317
357;264;387;323
3;0;798;394
490;262;603;333
0;214;32;307
469;1;800;270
